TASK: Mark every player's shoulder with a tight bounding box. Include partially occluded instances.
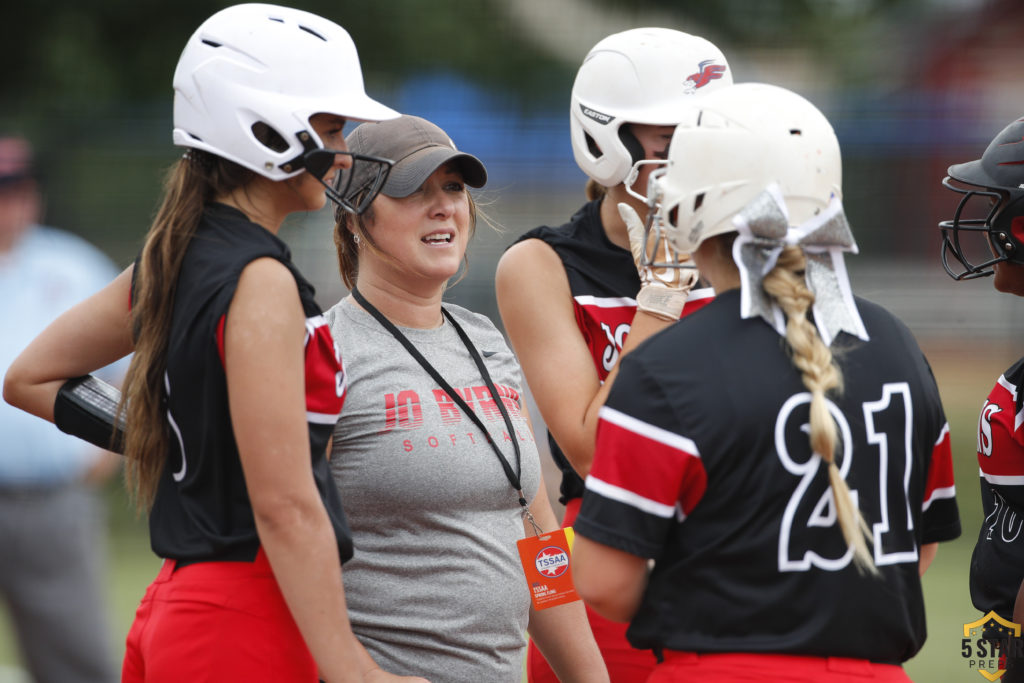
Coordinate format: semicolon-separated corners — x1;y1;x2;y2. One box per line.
999;356;1024;412
643;289;741;350
616;299;731;386
511;200;599;248
495;228;569;301
847;295;928;360
854;295;912;335
234;257;299;309
499;232;561;268
1002;355;1024;381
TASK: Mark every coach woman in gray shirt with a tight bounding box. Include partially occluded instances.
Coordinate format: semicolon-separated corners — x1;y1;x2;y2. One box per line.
324;115;608;683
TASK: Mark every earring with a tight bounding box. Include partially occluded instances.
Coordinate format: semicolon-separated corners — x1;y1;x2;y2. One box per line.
352;233;361;246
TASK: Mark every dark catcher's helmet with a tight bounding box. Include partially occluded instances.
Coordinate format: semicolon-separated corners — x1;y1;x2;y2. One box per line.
940;117;1024;280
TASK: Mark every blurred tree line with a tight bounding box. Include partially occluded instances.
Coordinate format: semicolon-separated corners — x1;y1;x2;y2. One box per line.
0;0;964;263
2;0;942;114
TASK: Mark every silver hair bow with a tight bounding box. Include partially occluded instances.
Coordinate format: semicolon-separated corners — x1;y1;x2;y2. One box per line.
731;183;869;347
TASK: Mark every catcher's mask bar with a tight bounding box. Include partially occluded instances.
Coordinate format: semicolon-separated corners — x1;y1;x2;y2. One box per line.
54;375;126;454
938;175;1002;280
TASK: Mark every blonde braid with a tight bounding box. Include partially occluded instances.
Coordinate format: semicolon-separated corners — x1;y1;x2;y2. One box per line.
763;246;878;575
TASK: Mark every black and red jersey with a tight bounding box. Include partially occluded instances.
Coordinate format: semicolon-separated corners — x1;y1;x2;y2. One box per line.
970;356;1024;620
147;203;352;564
575;289;961;663
514;200;712;503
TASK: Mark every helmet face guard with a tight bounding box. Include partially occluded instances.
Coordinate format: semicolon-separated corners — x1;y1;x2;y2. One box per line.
938;177;1006;280
287;133;393;215
939;116;1024;280
324;152;392;215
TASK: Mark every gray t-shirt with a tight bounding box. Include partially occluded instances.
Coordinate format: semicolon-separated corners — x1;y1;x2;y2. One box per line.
325;297;542;683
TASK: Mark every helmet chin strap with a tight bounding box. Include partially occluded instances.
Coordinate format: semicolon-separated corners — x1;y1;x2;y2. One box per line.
278;129;321;176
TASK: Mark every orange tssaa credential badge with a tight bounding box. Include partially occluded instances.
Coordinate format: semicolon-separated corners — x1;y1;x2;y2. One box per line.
517;527;580;610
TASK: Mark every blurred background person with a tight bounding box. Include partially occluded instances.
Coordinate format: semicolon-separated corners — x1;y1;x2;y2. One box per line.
0;134;121;683
572;83;961;682
495;27;726;681
939;115;1024;682
328;114;607;683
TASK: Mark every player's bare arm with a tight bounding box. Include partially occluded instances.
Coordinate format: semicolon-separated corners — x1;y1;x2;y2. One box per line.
572;534;647;623
226;258;368;683
3;265;134;422
497;238;606;477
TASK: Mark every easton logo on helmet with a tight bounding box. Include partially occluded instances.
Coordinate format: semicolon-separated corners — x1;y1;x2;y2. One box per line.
684;60;728;92
580;105;615;125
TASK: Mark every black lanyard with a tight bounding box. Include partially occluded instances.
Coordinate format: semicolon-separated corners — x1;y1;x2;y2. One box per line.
351;287;534;517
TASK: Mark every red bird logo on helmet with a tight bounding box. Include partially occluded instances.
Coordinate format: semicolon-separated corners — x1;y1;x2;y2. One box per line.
684;60;728;93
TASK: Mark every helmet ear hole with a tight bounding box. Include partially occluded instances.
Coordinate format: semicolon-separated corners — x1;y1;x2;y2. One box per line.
668;205;679;228
585;133;602;159
251;122;290;153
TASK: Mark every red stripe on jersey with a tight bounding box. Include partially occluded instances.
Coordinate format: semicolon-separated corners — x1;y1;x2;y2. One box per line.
590;406;707;517
977;373;1024;478
680;286;715;318
216;315;226;367
923;423;956;510
305;315;345;422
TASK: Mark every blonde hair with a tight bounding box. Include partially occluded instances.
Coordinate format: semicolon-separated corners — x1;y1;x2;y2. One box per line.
762;245;878;576
119;150;255;512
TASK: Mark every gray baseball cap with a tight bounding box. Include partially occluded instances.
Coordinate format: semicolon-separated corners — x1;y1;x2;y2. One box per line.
343;115;487;200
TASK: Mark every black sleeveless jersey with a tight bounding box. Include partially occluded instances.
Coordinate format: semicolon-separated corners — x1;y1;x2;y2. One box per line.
575;289;961;663
970;355;1024;620
147;203;352;564
514;200;713;503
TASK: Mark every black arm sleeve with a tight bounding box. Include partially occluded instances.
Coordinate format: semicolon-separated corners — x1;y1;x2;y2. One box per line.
53;375;126;454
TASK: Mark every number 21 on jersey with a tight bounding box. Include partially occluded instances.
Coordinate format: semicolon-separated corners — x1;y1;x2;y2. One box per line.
776;382;917;572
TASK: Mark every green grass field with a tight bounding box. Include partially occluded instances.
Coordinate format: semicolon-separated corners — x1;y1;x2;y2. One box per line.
0;341;1011;682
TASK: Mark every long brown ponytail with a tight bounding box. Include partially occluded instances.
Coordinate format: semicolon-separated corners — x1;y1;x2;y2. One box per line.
119;150;254;512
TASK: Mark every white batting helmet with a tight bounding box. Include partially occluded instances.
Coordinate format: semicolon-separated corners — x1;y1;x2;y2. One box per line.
172;3;398;182
654;83;842;254
570;27;732;188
